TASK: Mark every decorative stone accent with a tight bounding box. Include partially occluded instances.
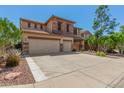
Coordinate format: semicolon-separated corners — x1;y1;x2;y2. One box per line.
22;42;29;55
4;72;22;80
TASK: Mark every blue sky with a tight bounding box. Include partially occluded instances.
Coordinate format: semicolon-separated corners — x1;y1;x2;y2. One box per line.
0;5;124;33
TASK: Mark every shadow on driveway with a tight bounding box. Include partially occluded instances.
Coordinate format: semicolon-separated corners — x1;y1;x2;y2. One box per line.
29;52;81;57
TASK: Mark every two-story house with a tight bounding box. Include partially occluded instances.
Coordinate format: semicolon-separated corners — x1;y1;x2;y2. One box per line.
20;15;84;55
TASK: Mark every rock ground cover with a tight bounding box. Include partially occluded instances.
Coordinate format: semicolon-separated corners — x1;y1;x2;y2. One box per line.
0;58;35;86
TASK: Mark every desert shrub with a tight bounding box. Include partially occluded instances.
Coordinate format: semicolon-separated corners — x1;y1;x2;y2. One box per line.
96;51;106;57
100;51;106;56
96;51;100;56
6;54;20;67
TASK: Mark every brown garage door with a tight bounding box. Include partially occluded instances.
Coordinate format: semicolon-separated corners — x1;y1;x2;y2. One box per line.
29;38;60;55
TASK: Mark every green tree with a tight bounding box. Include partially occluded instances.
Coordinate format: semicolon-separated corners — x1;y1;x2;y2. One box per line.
93;5;119;36
86;35;97;50
120;25;124;34
99;36;114;52
92;5;119;51
105;32;124;54
115;32;124;54
0;18;22;55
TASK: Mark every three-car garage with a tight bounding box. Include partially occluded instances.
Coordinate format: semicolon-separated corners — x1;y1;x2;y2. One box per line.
22;31;73;55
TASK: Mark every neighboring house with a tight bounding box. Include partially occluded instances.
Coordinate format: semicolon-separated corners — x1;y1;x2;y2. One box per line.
81;30;92;50
81;30;92;39
20;15;84;55
73;27;83;51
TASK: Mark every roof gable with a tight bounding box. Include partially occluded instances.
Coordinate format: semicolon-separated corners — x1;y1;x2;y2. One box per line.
46;15;76;24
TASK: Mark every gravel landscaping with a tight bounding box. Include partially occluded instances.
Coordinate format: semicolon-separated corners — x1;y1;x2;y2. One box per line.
0;58;35;87
82;51;124;59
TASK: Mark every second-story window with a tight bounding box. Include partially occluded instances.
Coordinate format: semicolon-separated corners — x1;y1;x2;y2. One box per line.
58;22;62;31
28;23;31;28
67;24;70;32
34;24;37;29
74;29;77;35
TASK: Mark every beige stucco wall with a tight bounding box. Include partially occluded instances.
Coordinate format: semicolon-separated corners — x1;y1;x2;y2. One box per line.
23;31;73;42
47;21;53;33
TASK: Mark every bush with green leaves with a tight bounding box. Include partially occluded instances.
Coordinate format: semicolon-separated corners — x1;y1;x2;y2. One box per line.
96;51;106;57
0;18;22;58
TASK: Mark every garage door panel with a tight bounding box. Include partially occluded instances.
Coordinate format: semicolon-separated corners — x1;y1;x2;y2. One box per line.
63;41;72;52
29;39;60;55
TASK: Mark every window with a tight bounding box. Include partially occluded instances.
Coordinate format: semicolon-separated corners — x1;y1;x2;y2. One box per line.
28;23;31;28
67;24;70;32
34;24;37;28
58;22;62;31
74;29;77;35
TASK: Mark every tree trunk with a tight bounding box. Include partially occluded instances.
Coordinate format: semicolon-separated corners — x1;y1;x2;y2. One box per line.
119;49;123;55
121;50;123;55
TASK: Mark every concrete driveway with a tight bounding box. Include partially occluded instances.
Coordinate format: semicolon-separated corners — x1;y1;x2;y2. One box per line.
31;53;124;88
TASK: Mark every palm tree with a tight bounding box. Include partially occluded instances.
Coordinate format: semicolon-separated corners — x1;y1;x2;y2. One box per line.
86;35;97;51
86;33;116;53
